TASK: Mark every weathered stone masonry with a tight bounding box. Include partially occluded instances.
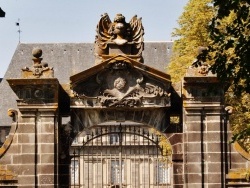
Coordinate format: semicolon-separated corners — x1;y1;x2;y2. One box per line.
0;13;250;188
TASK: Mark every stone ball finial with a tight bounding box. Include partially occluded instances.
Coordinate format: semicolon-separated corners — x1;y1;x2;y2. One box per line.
32;48;43;58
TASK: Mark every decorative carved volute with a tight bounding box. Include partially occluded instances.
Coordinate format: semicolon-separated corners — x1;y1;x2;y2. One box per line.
95;13;144;64
21;48;54;78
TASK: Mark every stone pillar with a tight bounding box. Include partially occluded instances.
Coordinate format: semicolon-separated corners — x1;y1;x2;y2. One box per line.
5;48;60;187
8;78;59;188
182;65;226;187
7;78;59;188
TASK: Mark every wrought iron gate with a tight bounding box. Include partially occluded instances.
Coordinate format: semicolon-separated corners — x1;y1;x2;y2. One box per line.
70;123;172;188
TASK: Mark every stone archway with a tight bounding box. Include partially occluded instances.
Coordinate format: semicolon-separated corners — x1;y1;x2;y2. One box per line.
69;122;173;187
71;108;169;133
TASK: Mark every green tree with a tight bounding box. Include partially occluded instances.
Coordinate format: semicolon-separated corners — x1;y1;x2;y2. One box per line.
227;89;250;151
206;1;250;144
170;0;250;146
167;0;214;82
206;0;250;94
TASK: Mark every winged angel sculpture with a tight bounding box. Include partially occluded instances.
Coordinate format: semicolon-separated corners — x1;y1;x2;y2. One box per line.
95;13;144;63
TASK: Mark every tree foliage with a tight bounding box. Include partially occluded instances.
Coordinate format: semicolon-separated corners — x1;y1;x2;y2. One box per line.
169;0;250;146
227;89;250;150
206;1;250;145
207;0;250;94
167;0;214;82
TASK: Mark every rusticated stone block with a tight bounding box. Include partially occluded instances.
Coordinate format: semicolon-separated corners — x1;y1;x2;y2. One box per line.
207;122;221;131
18;175;35;185
206;115;221;122
20;117;36;123
0;155;12;164
11;164;35;175
186;183;202;188
172;144;183;155
173;174;184;184
206;132;221;142
207;142;221;152
207;162;221;173
187;173;203;183
207;173;221;183
39;174;54;184
18;123;35;133
40;154;55;164
38;134;54;143
185;163;202;173
208;184;221;188
40;124;54;133
230;162;248;169
38;164;54;174
184;114;202;122
40;144;54;154
186;142;202;153
21;144;35;153
168;133;183;145
4;143;21;154
173;163;183;174
172;153;183;161
14;154;37;165
186;153;201;163
206;153;221;162
39;116;56;123
18;133;35;143
186;132;201;142
185;122;202;132
19;154;36;164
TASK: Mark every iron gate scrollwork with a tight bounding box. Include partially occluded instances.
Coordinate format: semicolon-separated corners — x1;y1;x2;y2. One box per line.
70;123;172;188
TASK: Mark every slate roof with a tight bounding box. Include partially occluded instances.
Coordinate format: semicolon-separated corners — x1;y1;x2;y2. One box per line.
0;42;173;126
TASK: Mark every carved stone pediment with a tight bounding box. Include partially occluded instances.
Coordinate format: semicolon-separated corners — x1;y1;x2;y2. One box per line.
70;56;171;108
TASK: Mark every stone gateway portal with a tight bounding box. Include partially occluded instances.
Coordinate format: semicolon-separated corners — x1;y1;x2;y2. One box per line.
0;13;249;188
70;124;172;187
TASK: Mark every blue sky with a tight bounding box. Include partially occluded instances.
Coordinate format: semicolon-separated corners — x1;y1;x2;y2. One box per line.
0;0;188;77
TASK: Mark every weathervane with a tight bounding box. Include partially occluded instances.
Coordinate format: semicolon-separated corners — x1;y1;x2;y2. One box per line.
16;18;21;43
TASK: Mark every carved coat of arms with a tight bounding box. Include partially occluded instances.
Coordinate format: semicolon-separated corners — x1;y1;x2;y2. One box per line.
95;13;144;64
